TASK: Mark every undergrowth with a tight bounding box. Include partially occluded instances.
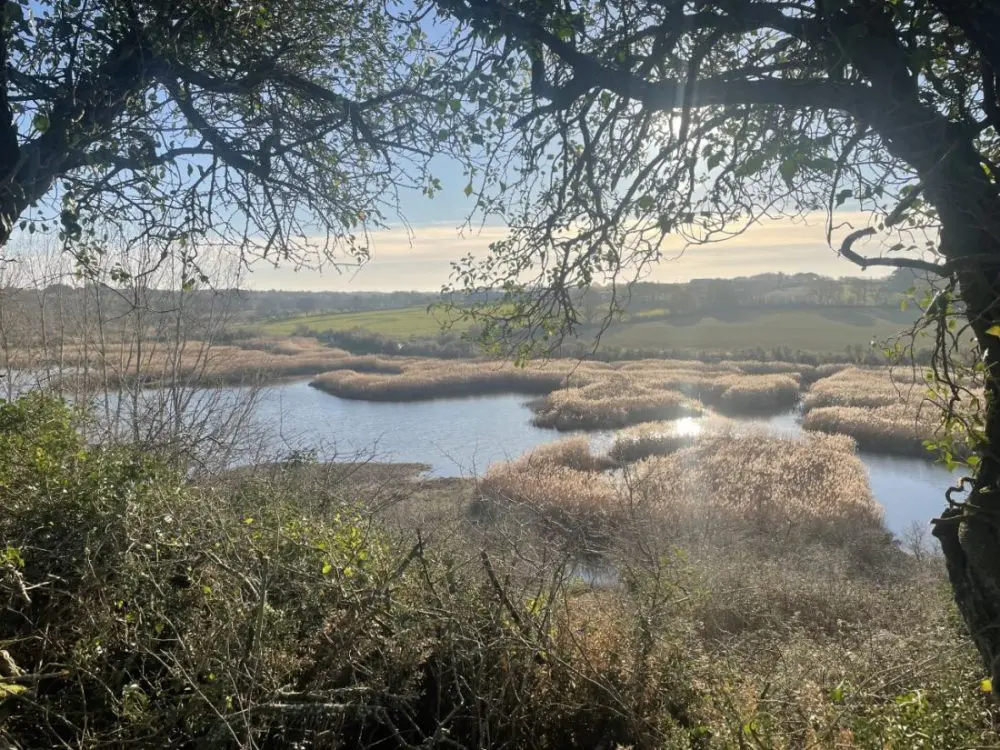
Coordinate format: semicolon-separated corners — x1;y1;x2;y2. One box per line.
1;394;996;748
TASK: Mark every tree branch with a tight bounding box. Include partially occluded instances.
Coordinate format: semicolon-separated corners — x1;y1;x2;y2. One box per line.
165;81;271;180
838;227;952;276
450;0;877;119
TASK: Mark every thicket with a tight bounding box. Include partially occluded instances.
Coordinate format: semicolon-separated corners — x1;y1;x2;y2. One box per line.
2;395;998;748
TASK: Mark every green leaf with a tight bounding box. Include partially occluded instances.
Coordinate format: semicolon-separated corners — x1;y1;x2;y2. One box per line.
32;113;49;133
986;325;1000;337
835;189;853;207
636;194;654;211
463;182;474;197
321;561;333;575
808;156;837;173
779;158;798;185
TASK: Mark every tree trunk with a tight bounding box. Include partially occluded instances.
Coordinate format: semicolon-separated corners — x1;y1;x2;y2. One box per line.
930;208;1000;686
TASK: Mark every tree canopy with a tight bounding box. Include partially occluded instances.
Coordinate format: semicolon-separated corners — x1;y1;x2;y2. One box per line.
439;0;998;350
433;0;1000;683
0;0;473;276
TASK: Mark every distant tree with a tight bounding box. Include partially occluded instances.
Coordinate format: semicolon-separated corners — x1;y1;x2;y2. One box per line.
0;0;472;274
441;0;1000;682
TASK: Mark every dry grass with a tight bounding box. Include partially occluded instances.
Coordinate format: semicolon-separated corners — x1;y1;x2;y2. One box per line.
802;366;924;411
310;358;597;400
482;429;881;543
802;403;943;457
609;360;802;414
633;431;881;533
12;337;353;387
309;356;806;425
530;375;704;430
608;416;734;463
800;366;977;457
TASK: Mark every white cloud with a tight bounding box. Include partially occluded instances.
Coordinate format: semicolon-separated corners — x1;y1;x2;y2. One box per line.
244;211;926;291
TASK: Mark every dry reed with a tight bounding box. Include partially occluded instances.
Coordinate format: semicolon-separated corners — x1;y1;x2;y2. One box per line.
633;430;881;532
608;416;735;463
482;429;881;541
530;375;704;430
802;403;942;457
802;366;924;411
311;358;594;400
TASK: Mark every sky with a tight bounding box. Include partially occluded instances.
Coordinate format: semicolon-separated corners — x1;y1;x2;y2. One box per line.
244;210;899;292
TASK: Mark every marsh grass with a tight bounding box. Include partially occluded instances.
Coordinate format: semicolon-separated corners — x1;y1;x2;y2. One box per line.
608;416;734;463
482;428;880;548
802;366;928;411
530;376;705;430
803;403;944;457
31;338;353;388
801;366;973;457
310;358;599;400
308;356;805;427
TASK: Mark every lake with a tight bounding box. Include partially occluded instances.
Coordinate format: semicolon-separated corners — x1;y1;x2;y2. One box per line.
243;380;955;538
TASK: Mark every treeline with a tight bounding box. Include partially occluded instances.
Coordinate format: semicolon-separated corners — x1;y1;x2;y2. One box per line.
4;269;925;330
582;269;924;323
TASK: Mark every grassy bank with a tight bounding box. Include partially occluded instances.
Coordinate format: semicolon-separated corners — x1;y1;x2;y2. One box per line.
1;395;996;748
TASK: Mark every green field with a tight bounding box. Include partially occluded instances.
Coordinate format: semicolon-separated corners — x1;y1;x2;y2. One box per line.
260;306;472;337
260;304;926;355
600;307;921;354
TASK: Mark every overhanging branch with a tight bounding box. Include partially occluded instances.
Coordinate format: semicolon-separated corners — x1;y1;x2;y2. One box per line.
838;227;952;276
451;0;878;118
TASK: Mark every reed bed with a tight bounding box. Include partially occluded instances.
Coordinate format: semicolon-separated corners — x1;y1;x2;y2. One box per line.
22;340;356;390
480;437;620;521
800;366;984;458
308;355;805;424
634;430;881;533
232;335;352;358
608;360;802;414
802;403;944;457
482;429;880;542
530;375;704;430
608;416;734;463
803;366;924;411
310;358;601;401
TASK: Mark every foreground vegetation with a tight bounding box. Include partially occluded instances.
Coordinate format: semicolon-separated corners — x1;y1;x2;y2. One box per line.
1;395;995;748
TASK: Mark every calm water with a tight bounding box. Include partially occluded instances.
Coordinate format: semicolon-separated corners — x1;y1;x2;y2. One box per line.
242;381;955;537
252;381;617;475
